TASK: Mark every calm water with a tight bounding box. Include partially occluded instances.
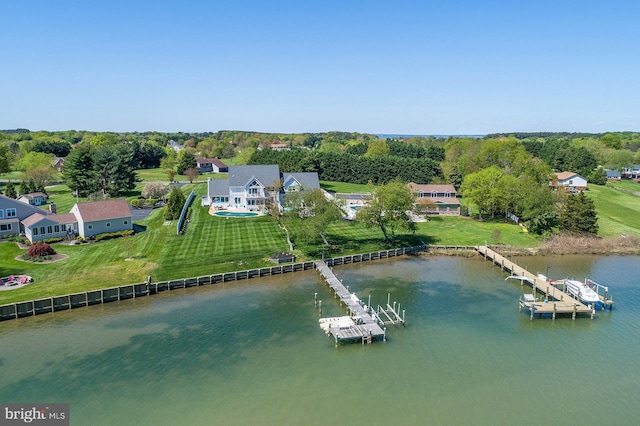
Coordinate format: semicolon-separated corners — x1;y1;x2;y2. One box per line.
0;255;638;425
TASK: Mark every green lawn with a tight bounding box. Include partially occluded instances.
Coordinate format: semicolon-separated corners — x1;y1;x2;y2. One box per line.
320;180;371;193
287;215;538;259
606;179;640;194
0;184;289;304
0;171;24;181
587;184;640;237
136;168;229;183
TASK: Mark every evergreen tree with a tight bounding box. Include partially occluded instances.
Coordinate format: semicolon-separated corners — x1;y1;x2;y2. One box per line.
560;192;599;235
19;179;34;195
176;151;196;175
3;181;17;198
63;144;97;197
589;168;608;185
164;186;186;220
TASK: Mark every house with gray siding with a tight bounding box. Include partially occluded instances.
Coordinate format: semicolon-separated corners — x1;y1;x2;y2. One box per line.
18;192;48;206
22;213;78;242
70;199;133;239
0;194;48;238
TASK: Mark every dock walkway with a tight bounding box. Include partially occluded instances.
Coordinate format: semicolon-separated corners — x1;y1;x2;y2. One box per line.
314;260;386;344
476;246;612;319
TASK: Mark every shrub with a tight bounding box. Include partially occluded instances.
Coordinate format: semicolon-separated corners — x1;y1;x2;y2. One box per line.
145;198;159;207
95;230;135;241
130;199;145;209
28;242;56;259
44;237;63;244
76;236;84;242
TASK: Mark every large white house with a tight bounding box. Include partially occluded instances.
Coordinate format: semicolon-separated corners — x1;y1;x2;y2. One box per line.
202;165;320;211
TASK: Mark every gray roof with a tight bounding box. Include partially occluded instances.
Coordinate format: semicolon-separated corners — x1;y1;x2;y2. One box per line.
284;172;320;190
207;179;230;197
606;170;621;178
228;165;280;188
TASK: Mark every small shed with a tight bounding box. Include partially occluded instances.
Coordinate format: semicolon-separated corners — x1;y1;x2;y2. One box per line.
269;252;296;264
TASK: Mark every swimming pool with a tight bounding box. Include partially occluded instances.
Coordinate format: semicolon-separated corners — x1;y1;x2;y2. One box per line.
213;211;260;217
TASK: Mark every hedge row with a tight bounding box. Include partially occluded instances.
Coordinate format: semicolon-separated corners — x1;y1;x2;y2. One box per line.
95;230;135;241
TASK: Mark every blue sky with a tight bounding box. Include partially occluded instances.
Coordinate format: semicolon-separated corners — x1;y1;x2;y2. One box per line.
1;1;639;134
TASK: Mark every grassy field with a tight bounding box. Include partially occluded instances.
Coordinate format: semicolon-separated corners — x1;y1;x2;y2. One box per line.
320;180;371;193
135;168;228;183
606;179;640;194
587;184;640;237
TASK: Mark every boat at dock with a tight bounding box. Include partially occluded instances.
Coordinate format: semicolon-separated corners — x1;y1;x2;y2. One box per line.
553;279;602;304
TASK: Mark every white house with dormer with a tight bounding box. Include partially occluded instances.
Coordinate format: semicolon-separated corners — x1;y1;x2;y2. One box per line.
202;165;320;211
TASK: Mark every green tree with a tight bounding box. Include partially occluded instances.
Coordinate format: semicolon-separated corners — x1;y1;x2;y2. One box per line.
3;181;17;198
63;144;97;197
460;166;504;219
357;180;416;244
93;145;137;196
19;179;34;195
524;210;559;235
600;133;622;149
176;150;196;174
589;168;607;186
285;189;343;245
559;192;598;236
15;151;54;171
164;186;186;220
23;166;55;193
364;139;390;158
235;147;255;165
0;144;13;174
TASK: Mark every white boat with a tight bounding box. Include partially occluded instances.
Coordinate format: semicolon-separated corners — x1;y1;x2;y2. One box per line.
564;279;601;304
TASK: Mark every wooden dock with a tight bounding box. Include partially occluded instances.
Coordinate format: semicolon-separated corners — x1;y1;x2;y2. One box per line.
476;246;613;319
314;260;390;345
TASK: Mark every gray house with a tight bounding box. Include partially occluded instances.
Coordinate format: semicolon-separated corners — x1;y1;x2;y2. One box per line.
70;199;133;239
0;194;48;238
18;192;48;206
22;213;78;242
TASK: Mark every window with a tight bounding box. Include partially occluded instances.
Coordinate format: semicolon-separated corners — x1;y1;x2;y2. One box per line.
0;210;4;219
47;225;53;234
88;225;93;230
431;191;437;198
6;208;16;218
40;226;45;235
124;220;128;225
33;227;38;236
54;225;60;233
445;191;451;198
106;222;111;228
0;223;11;231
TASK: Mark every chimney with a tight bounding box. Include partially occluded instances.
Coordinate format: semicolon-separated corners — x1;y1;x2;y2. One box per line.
49;202;57;214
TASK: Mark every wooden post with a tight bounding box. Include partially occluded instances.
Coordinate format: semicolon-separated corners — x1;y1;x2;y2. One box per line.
530;304;534;320
552;303;556;320
572;304;577;320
